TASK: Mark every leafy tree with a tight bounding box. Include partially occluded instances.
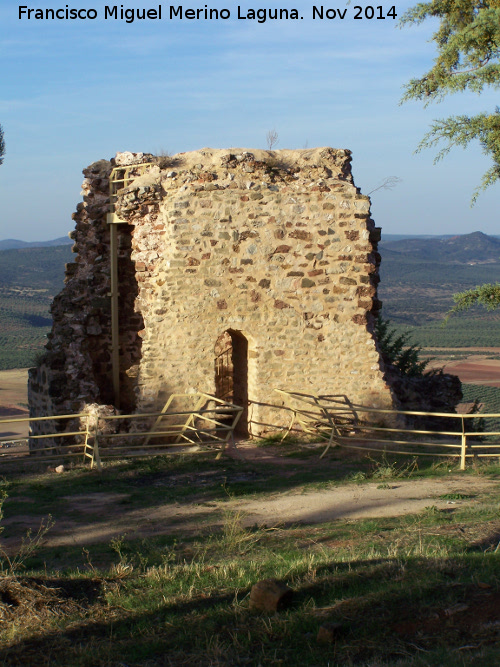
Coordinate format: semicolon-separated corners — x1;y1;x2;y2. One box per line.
375;316;430;377
400;0;500;202
448;282;500;316
0;124;4;166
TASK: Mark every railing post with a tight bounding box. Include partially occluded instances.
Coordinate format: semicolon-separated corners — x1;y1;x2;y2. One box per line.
92;419;102;471
460;416;467;471
109;222;121;409
83;415;91;465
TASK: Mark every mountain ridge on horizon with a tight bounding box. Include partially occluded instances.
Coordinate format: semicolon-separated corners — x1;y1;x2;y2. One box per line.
381;230;500;263
0;236;73;250
2;230;499;251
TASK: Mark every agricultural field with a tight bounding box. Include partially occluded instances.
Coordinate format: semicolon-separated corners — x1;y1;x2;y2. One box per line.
389;317;500;349
461;384;500;412
0;289;53;370
0;369;29;443
378;232;500;348
461;384;500;434
0;245;73;370
433;359;500;388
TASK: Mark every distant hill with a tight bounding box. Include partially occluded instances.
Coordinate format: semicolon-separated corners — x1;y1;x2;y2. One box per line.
0;245;73;289
0;236;73;250
378;231;500;347
380;231;500;263
381;234;455;242
0;244;73;370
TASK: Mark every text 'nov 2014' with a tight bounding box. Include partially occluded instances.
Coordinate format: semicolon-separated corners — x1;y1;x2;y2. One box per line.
18;5;398;24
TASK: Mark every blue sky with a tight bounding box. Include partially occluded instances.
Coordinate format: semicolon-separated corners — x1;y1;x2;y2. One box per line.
0;1;498;241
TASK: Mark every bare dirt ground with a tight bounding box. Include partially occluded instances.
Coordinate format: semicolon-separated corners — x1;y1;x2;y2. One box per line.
0;369;28;412
2;441;498;552
48;475;497;549
0;369;29;439
429;357;500;387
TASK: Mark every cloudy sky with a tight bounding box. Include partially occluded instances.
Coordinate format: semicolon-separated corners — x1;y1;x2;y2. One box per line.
1;1;498;241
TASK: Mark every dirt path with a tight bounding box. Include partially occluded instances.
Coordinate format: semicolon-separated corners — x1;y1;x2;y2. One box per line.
231;475;497;526
4;472;497;550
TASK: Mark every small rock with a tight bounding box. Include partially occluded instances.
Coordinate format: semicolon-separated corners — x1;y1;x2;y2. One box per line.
317;622;342;644
115;151;148;166
444;603;469;617
249;579;293;612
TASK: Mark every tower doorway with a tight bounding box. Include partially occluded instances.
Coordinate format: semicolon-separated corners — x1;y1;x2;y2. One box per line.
214;330;249;436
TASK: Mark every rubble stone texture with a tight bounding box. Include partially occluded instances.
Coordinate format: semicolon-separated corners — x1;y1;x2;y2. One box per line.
29;147;397;438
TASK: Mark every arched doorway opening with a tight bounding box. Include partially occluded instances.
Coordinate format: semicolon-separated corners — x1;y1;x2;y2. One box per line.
214;330;248;436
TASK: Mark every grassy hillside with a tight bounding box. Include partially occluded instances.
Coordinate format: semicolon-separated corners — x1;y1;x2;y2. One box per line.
0;246;73;369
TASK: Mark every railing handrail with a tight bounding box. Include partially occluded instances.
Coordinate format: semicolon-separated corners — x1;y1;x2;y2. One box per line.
274;389;500;420
0;412;87;425
0;393;243;469
275;388;500;468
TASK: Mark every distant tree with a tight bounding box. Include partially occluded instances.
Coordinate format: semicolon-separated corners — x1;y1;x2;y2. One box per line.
400;1;500;203
0;124;5;166
448;282;500;317
375;316;430;377
266;129;279;150
367;176;403;195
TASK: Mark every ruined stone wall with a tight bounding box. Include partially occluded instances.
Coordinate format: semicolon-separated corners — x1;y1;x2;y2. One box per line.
29;147;396;437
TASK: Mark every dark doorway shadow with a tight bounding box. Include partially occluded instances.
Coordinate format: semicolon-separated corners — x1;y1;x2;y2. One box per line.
215;330;248;436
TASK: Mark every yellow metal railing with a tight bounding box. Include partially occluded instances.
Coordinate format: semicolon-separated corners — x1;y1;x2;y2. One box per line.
93;393;243;466
6;391;497;472
0;394;243;470
0;412;91;461
275;389;500;469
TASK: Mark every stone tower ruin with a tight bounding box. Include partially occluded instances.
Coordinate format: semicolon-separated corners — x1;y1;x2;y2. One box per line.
29;147;397;437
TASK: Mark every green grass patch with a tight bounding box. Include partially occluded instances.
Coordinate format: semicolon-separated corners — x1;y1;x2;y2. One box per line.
439;492;475;500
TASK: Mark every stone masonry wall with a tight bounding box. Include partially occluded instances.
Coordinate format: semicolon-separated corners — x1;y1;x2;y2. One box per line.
29;147;396;439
